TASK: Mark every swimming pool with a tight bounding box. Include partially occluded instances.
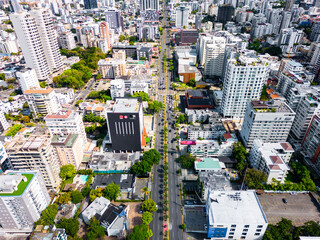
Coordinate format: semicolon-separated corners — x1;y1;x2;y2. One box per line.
79;175;89;184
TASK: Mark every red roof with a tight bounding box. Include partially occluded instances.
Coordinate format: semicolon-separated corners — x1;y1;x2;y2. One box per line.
224;133;232;140
280;142;294;151
270;156;283;164
45;110;72;119
269;164;281;170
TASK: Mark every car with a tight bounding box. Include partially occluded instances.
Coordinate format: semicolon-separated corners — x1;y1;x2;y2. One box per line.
282;198;287;204
156;204;158;209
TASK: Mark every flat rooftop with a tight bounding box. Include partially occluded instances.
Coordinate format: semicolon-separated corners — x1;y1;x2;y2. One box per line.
0;173;34;196
51;134;78;147
112;98;140;113
207;190;268;225
194;158;222;171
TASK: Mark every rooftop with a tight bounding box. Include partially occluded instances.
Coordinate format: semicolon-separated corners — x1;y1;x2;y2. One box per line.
51;134;78;147
0;173;34;196
45;110;72;119
251;100;293;113
194;158;222;171
24;87;53;94
92;174;135;190
207;190;268;225
112;98;141;113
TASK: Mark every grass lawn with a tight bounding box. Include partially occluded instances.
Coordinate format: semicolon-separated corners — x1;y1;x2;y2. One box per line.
0;174;34;196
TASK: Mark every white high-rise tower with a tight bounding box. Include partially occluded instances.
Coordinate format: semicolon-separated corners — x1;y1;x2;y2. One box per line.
10;7;62;81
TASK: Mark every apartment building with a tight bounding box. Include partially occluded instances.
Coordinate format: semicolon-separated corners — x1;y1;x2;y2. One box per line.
249;140;293;183
58;31;76;50
51;134;83;169
221;51;270;118
187;124;225;140
5;129;61;188
204;37;226;78
98;59;126;79
16;68;40;93
206;190;268;239
240;99;295;148
24;88;61;116
0;110;10;133
45;110;87;148
0;170;50;234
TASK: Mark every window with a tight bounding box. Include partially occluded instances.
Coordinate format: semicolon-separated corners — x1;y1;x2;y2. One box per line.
243;229;248;232
242;232;247;235
257;225;263;228
231;224;236;228
229;232;234;235
244;225;249;228
241;237;246;239
230;228;235;232
228;237;233;239
255;233;260;236
256;229;262;232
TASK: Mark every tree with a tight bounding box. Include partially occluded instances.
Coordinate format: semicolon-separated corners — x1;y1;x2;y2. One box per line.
141;186;149;200
232;142;248;172
245;168;267;189
260;85;268;101
169;66;174;71
181;224;186;231
56;218;79;237
86;217;105;240
89;188;103;202
8;97;13;102
75;100;83;106
59;165;76;179
131;160;152;176
141;211;153;225
176;114;186;124
103;182;121;201
0;73;5;80
128;224;150;240
56;192;71;204
40;81;47;88
142;199;157;212
35;204;58;226
119;35;125;42
21;116;30;123
71;190;84;204
96;73;102;80
131;92;149;101
142;149;161;165
188;78;196;87
148;100;163;113
177;153;196;169
81;186;91;197
5;124;23;137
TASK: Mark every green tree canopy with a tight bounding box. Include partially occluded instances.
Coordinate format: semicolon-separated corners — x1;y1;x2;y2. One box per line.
141;211;153;225
128;224;151;240
141;199;157;212
5;124;23;137
34;204;58;226
86;217;105;240
103;182;121;201
56;218;79;237
71;190;83;204
89;188;103;202
177;153;196;169
56;192;71;204
130;92;149;101
148;100;163;113
245;168;267;189
142;149;161;165
59;165;76;179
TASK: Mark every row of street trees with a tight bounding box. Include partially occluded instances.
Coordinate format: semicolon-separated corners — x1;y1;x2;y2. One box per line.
131;149;161;176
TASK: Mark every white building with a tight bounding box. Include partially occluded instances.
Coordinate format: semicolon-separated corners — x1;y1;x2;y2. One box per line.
221;51;270;118
0;110;10;134
5;129;61;189
44;110;87;147
16;68;40;93
204;37;226;78
240;99;296;148
10;7;63;81
0;141;10;173
0;33;19;54
206;190;268;239
185;109;219;123
58;31;76;50
310;21;320;43
24;88;61;116
0;170;50;234
187;124;225;140
176;6;189;28
278;28;303;55
249;140;293;183
140;0;159;11
98;59;126;79
110;79;125;100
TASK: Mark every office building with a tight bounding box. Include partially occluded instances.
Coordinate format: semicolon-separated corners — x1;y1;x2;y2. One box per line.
51;134;83;169
206;190;267;239
0;110;10;133
16;68;40;93
310;22;320;43
140;0;159;11
176;6;189;28
175;29;199;46
106;98;144;151
217;5;234;24
221;51;270;118
240;99;295;148
203;37;226;78
105;9;122;34
25;88;61;116
10;7;62;81
45;110;87;148
302;115;320;171
5;129;61;189
249;140;293;183
58;31;76;50
84;0;97;9
0;170;50;234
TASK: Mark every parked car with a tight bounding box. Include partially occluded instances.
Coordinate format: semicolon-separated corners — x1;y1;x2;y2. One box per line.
282;198;287;204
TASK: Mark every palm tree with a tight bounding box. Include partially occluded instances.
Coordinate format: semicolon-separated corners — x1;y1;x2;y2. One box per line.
141;187;149;200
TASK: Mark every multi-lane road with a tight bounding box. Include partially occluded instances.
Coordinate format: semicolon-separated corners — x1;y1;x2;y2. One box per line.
150;1;183;239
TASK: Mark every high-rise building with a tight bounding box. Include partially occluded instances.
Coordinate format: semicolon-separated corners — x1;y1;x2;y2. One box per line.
98;58;127;79
5;129;61;188
0;110;10;134
16;67;40;93
302;114;320;171
0;141;11;173
0;170;50;234
24;88;61;116
310;22;320;43
240;99;295;148
217;5;234;24
106;98;145;151
280;11;292;31
58;31;76;50
84;0;98;9
10;7;63;81
105;9;122;34
44;110;87;148
195;12;203;30
249;139;293;183
221;51;270;118
176;6;189;28
278;28;303;55
285;0;295;11
140;0;159;11
99;21;111;49
51;134;83;169
203;37;226;78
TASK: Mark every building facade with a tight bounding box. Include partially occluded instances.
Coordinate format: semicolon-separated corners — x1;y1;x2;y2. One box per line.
16;68;40;93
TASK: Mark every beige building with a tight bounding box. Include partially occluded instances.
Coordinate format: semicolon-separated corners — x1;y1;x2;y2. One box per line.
51;134;83;169
98;58;126;79
5;128;61;189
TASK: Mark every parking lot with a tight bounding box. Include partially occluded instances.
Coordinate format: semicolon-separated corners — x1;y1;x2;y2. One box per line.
258;193;320;226
184;206;207;232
